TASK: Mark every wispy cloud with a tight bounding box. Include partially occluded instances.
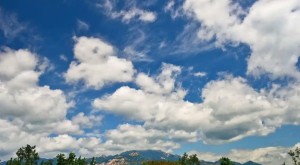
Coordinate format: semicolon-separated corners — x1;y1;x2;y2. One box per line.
122;29;152;62
60;54;68;62
97;0;157;23
194;72;207;77
77;19;89;32
164;0;184;19
0;8;27;41
161;22;215;56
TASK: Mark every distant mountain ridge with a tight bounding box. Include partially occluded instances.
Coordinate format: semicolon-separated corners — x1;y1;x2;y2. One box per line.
0;150;262;165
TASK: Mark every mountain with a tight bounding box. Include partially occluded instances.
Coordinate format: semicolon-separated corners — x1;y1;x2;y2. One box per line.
0;150;262;165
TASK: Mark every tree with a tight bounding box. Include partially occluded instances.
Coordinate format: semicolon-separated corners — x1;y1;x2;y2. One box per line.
56;153;66;165
44;159;54;165
90;157;97;165
179;152;189;165
187;154;200;165
67;152;76;165
16;144;39;165
6;158;21;165
179;153;200;165
288;147;300;165
220;157;234;165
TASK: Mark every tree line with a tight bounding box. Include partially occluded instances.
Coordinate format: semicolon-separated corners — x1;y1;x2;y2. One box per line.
0;145;96;165
0;144;300;165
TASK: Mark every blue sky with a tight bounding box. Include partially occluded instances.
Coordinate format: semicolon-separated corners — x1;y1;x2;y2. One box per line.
0;0;300;164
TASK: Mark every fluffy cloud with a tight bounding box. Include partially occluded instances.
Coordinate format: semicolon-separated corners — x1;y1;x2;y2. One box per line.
93;63;300;145
0;47;106;160
183;0;300;79
188;143;300;165
64;36;135;90
72;112;103;129
135;63;181;94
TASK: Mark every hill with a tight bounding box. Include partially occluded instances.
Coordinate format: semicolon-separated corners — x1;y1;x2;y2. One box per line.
0;150;262;165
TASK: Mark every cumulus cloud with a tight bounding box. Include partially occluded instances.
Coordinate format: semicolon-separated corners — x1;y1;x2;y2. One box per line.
183;0;300;79
98;0;157;23
188;143;300;165
72;112;103;129
64;36;135;90
0;47;105;160
93;62;300;145
135;63;181;94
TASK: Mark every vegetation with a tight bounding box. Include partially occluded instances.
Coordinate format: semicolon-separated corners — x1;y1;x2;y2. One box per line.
220;157;234;165
287;147;300;165
0;144;95;165
1;144;299;165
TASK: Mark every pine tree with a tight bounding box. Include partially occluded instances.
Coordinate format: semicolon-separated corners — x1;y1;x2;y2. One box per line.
90;157;96;165
220;157;234;165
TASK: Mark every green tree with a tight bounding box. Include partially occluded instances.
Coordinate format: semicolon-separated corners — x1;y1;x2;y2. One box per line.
67;152;76;165
56;153;66;165
179;152;189;165
220;157;234;165
90;157;96;165
6;158;21;165
288;147;300;165
187;154;200;165
16;144;39;165
44;159;54;165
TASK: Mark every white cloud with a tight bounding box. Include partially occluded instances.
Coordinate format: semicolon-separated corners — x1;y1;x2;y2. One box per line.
0;8;26;40
123;29;152;62
164;0;183;19
194;72;207;77
72;112;103;129
135;63;181;94
112;8;157;23
93;62;300;145
99;0;157;23
64;36;135;90
60;54;68;62
0;47;37;80
183;0;300;79
0;47;107;161
188;143;300;165
77;19;89;32
166;23;215;55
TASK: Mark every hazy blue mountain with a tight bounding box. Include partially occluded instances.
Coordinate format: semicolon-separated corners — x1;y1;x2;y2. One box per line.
0;150;262;165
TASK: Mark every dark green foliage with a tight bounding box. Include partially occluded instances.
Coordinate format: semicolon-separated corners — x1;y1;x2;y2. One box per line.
90;157;96;165
143;160;181;165
5;158;21;165
220;157;234;165
16;145;40;165
44;160;53;165
288;147;300;165
178;153;200;165
56;154;66;165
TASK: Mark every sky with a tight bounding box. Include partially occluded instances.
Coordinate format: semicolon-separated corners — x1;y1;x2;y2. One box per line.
0;0;300;165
